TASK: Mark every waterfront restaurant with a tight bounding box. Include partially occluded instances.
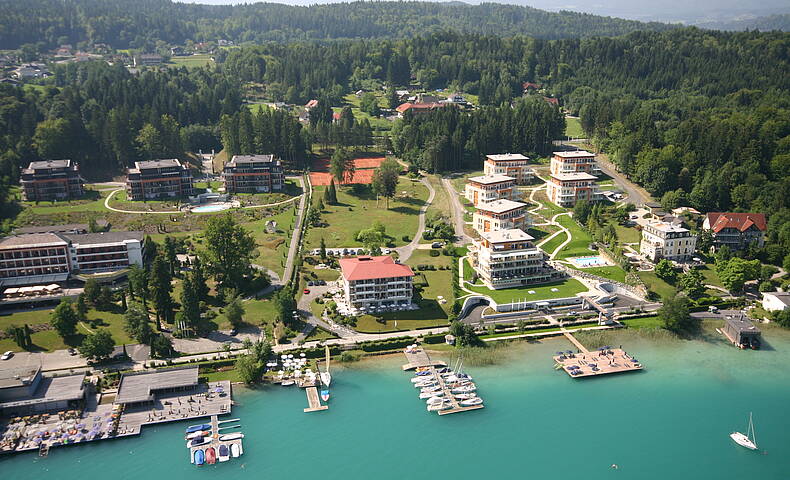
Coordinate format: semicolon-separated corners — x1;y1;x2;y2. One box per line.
114;366;200;408
0;367;87;416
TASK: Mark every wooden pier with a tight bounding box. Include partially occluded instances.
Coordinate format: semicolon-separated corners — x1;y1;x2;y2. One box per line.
187;415;244;464
303;387;329;413
553;347;642;378
402;348;484;415
402;348;447;371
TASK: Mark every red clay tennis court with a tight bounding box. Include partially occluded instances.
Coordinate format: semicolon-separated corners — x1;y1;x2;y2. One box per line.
309;156;386;185
309;170;375;186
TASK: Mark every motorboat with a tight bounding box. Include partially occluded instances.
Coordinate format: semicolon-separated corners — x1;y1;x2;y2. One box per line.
281;379;296;386
320;345;332;387
219;433;244;441
426;396;445;405
451;385;476;394
453;393;477;400
750;337;761;350
321;389;330;402
730;413;758;450
414;381;437;389
185;424;211;434
206;446;217;464
419;390;444;399
427;401;452;412
187;437;211;448
460;397;483;406
193;448;205;465
230;443;241;458
218;444;230;462
186;430;209;440
411;375;432;383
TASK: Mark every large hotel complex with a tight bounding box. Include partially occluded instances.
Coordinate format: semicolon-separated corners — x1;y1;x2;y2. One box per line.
21;160;84;202
221;154;285;193
338;255;415;313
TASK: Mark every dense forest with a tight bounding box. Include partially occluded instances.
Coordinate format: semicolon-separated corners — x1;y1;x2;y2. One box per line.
0;0;674;50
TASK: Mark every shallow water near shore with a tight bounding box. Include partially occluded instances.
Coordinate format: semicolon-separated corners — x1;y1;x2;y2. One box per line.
4;326;790;479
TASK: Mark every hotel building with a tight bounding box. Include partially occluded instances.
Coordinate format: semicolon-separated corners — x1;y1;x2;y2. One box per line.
702;212;766;251
639;220;698;263
547;172;602;208
221;155;285;194
470;229;553;289
339;256;414;311
550;150;601;176
464;174;517;206
483;154;535;185
473;199;531;234
126;159;194;201
20;160;84;202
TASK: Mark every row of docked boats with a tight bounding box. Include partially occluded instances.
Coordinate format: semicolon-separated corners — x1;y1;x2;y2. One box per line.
412;360;484;413
186;422;244;466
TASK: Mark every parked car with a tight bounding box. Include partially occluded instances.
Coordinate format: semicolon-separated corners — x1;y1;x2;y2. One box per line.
1;351;13;360
229;328;237;336
67;348;77;356
318;280;327;286
307;281;315;286
431;242;443;248
303;288;311;294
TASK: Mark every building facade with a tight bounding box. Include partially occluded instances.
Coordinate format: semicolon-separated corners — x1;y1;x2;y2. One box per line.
762;292;790;312
126;159;194;201
483;154;534;185
0;367;86;416
339;256;414;311
470;229;553;290
0;231;144;287
221;155;285;193
703;212;766;251
464;174;517;206
546;172;601;207
639;220;697;263
550;150;601;176
21;160;84;202
473;199;531;234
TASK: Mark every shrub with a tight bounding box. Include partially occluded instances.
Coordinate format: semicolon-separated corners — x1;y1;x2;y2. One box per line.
402;235;411;242
423;333;446;344
429;249;440;257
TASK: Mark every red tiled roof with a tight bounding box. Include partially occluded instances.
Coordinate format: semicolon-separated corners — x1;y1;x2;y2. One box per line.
707;212;767;233
396;102;444;113
522;82;541;90
339;256;414;281
543;97;559;105
305;99;318;108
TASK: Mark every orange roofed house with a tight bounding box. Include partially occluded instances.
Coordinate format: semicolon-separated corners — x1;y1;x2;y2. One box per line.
703;213;767;251
339;256;415;313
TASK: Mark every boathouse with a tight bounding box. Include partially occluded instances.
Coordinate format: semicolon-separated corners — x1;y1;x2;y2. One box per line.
723;317;761;348
114;366;199;408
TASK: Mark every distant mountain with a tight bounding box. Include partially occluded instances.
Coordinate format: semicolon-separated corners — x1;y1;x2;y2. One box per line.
697;14;790;32
0;0;676;50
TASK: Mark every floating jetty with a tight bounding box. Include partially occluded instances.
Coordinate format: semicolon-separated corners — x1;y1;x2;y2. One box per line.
403;347;484;415
553;330;643;378
188;415;243;465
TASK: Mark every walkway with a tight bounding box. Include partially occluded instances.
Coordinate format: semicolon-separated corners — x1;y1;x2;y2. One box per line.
394;176;436;263
534;212;572;260
442;177;472;245
281;175;309;285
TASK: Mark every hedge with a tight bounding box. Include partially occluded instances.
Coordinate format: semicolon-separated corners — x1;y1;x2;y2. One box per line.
423;333;446;344
358;336;414;352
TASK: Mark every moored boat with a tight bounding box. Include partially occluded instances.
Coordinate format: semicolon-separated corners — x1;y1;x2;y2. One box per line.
427;401;452;412
186;430;209;440
320;389;330;402
230;443;241;458
193;449;205;466
185;424;211;434
419;390;444;399
218;444;230;462
187;437;211;448
460;397;483;406
219;433;245;441
281;379;296;386
453;393;477;400
206;447;217;464
451;385;476;394
730;413;758;450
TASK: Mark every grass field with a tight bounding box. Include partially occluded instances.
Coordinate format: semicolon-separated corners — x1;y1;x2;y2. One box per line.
449;171;483;192
614;224;642;244
555;215;596;259
338;93;393;132
565;117;584;138
19;188;111;214
699;263;724;289
305;177;428;249
569;264;628;283
467;278;588;304
213;294;279;333
620;315;663;329
168;54;214;69
538;231;568;256
425;174;450;222
246;209;297;278
637;271;677;298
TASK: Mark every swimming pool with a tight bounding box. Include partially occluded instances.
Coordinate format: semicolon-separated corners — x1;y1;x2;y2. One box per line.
191;203;232;213
568;256;609;268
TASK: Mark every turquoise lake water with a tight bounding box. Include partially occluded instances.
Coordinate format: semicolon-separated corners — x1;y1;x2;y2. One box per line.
4;327;790;479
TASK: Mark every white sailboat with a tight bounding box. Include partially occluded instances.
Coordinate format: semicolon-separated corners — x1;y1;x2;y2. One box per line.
320;345;332;387
730;412;758;450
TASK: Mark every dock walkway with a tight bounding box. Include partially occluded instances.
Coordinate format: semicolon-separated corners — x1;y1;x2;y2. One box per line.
402;348;483;415
303;387;328;413
402;348;447;371
188;414;243;464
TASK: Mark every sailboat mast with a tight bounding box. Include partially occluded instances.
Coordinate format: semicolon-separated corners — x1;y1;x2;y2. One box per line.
325;344;330;373
749;413;756;445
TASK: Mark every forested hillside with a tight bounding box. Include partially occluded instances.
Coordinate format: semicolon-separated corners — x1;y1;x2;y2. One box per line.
0;0;674;49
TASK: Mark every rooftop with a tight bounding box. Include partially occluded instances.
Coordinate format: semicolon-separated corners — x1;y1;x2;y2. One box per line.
480;228;535;244
63;231;144;245
115;366;199;405
763;291;790;307
467;174;515;185
26;160;73;170
706;212;767;233
476;199;527;214
725;316;760;334
0;372;85;410
228;154;278;166
339;255;414;281
15;221;108;235
645;220;690;233
0;233;68;250
0;366;40;389
486;153;530;162
553;150;595;158
551;172;598;181
133;159;184;170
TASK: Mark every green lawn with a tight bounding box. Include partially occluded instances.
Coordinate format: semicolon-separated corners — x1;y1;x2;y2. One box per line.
614;224;642;244
637;271;677;298
620;315;663;329
450;171;483;192
306;327;339;341
107;190;182;212
538;231;568;256
565;117;584;138
425;175;450;221
568;265;628;283
168;54;214;69
555;215;596;259
467;278;588;304
19;188;111;214
213;294;278;334
247;210;296;278
305;177;428;249
699;264;724;288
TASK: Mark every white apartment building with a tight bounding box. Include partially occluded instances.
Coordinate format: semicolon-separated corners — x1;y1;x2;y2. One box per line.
464;174;517;206
470;229;553;290
550;150;601;176
639;220;697;263
547;172;602;207
338;256;414;312
473;199;531;234
483;154;535;185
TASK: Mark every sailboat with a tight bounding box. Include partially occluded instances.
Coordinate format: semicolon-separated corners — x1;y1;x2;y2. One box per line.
320;345;331;401
730;412;758;450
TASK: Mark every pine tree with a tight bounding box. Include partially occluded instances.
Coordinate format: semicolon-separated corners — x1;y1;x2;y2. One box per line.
164;236;178;277
320;237;327;260
149;254;173;330
192;257;210;301
180;274;201;328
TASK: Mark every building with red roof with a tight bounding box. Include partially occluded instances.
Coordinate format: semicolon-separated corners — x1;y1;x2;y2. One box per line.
703;213;767;251
395;102;447;117
339;256;414;312
304;99;319;109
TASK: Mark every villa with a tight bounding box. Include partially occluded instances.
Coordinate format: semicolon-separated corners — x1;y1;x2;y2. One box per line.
483;154;535;185
703;212;766;251
464;174;517;206
473;199;531;234
550;150;601;176
126;159;194;201
20;160;84;202
339;256;414;312
546;172;601;207
470;229;553;289
639;220;697;263
221;154;285;193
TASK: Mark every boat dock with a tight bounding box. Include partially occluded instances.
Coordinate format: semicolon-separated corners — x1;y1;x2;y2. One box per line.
402;348;447;371
553;330;643;378
303;386;328;413
188;415;243;464
403;348;484;415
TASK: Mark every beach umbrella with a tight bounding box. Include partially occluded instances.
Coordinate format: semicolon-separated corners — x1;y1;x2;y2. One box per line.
300;353;306;357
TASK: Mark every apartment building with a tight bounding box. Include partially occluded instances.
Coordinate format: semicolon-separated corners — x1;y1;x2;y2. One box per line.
470;229;553;290
20;160;84;202
703;212;766;251
550;150;601;176
473;199;531;234
0;231;144;287
221;155;285;193
639;220;698;263
546;172;602;207
464;174;517;206
483;154;534;185
339;256;414;311
126;159;194;201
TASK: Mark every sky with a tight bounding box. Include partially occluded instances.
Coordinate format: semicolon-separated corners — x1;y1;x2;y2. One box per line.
175;0;790;24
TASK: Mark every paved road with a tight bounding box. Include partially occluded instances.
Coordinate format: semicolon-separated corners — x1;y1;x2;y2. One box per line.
441;177;472;245
594;152;652;206
282;175;309;284
394;176;436;263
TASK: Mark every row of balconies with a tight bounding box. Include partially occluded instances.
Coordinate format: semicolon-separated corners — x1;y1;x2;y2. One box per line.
0;266;69;277
0;258;68;268
0;250;67;259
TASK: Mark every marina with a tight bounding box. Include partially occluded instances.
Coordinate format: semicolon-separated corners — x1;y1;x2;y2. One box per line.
187;415;244;465
403;346;484;415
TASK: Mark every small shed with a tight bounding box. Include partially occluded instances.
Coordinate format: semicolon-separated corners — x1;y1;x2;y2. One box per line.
723;316;761;348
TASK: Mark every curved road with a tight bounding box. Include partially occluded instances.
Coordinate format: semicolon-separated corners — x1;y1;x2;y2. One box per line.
394;176;436;263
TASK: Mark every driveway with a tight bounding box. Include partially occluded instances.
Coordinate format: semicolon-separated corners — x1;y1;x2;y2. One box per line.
394;176;435;263
171;326;264;354
1;348;88;372
441;177;472;245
